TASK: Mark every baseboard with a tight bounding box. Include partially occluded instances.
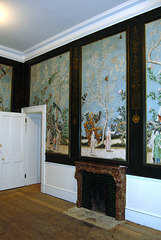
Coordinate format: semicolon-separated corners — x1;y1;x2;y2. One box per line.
26;176;40;186
44;184;77;203
125;207;161;231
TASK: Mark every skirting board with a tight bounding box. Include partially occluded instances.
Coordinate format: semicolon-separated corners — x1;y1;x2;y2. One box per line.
125;207;161;232
26;177;40;186
44;184;77;204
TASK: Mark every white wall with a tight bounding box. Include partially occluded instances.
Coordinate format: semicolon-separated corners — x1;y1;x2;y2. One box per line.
126;175;161;231
44;163;161;231
44;162;77;203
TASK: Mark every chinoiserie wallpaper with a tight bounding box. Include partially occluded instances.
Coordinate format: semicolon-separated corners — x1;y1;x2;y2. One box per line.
30;52;70;155
81;31;127;161
0;64;12;112
146;18;161;165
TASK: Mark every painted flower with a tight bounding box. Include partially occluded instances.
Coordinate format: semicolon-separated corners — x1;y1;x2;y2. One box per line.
119;89;122;95
148;64;153;69
118;115;122;119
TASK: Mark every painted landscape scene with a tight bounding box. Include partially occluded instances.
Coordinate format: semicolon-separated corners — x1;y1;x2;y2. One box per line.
81;31;127;161
30;52;70;155
146;18;161;165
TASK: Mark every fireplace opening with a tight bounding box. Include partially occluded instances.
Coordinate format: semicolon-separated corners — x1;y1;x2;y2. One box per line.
82;171;116;218
90;181;107;213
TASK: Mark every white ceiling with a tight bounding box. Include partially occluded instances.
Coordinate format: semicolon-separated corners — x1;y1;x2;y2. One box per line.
0;0;160;62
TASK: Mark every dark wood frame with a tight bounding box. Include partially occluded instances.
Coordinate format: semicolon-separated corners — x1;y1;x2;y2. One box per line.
2;7;161;179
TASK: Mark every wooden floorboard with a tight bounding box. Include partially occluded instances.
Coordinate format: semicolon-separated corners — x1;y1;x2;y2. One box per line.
0;184;161;240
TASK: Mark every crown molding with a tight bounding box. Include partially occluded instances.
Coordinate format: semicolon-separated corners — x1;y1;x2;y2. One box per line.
0;45;24;62
0;0;160;63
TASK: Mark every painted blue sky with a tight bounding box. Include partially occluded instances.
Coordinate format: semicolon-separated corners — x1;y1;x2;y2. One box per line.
81;31;126;136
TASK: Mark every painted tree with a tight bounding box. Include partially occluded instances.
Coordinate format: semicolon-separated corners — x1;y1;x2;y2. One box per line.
30;52;69;143
82;33;126;144
146;19;161;140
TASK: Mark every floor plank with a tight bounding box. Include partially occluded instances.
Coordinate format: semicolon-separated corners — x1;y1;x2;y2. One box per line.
0;184;161;240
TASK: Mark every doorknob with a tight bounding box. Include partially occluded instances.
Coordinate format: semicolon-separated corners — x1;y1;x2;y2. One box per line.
2;158;5;161
0;144;2;147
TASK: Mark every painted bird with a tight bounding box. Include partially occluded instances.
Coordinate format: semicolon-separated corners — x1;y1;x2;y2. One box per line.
94;111;102;124
82;92;88;103
53;102;62;113
105;75;109;81
0;65;6;75
118;34;123;39
48;72;57;84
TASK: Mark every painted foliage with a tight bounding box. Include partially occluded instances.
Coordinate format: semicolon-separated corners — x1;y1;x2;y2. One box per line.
0;64;12;111
146;18;161;164
30;52;70;155
81;31;126;161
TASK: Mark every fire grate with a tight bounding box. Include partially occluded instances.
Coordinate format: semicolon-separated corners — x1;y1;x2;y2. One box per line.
82;171;116;217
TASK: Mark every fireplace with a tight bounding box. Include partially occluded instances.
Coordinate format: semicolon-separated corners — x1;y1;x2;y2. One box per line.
82;171;116;217
90;181;108;214
75;161;127;220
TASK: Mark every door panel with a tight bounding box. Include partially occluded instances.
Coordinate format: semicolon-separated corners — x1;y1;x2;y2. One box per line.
0;112;26;191
26;114;41;185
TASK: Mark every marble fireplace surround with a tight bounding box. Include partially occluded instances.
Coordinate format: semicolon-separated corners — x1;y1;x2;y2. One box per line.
75;161;127;221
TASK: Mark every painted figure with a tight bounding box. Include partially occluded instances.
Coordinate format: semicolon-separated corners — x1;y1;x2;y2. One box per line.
148;130;156;163
47;129;52;149
105;127;115;151
56;132;60;151
53;137;56;150
154;130;161;163
90;131;97;155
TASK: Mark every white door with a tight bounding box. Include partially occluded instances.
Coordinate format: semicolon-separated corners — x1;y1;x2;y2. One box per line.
25;113;41;185
0;112;26;191
22;105;46;193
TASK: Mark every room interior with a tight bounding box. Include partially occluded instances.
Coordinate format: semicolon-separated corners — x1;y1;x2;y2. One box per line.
0;0;161;233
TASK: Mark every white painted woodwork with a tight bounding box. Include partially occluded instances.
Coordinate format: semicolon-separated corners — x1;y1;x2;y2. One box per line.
25;113;41;185
0;112;25;190
22;105;46;193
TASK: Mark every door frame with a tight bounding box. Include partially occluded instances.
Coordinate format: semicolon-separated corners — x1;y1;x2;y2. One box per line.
21;105;46;193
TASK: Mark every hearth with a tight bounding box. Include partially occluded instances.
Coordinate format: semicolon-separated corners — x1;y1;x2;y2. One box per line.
75;161;127;220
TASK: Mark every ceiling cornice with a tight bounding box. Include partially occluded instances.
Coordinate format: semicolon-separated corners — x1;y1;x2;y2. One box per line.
0;45;24;62
0;0;161;63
